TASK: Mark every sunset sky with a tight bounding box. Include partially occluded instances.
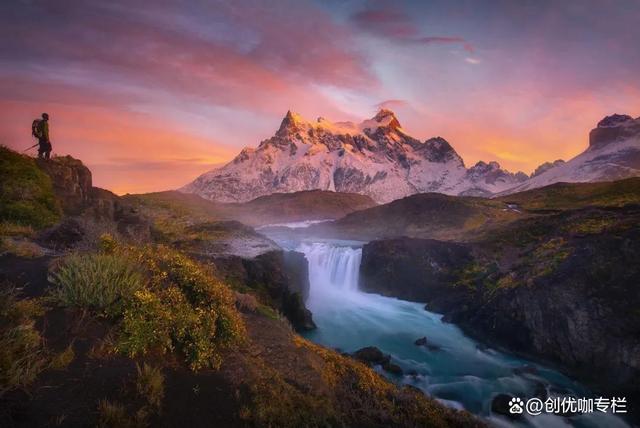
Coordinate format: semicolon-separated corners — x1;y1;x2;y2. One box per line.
1;0;639;194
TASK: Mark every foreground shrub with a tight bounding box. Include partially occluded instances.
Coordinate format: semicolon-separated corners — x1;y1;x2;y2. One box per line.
0;221;35;238
136;363;164;410
0;287;48;396
49;253;144;316
117;246;245;370
0;237;45;258
97;399;148;428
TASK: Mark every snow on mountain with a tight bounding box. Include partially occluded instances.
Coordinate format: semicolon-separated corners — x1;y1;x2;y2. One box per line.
181;110;526;203
501;114;640;195
531;160;566;178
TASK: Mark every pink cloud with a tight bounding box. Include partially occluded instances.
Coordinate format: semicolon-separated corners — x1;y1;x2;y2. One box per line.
375;99;409;110
351;7;473;51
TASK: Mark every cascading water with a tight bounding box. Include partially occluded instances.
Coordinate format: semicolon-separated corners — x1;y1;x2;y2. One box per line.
298;242;361;292
293;240;629;428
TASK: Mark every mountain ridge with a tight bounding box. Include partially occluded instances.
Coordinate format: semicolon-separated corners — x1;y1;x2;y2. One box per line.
183;110;640;203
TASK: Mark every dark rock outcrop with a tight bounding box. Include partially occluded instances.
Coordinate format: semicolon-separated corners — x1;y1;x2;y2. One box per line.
37;156;92;215
414;337;441;351
360;237;474;302
211;249;315;331
589;114;640;150
38;218;84;249
35;156;152;244
352;346;403;375
353;346;390;365
383;362;403;375
531;159;565;178
359;207;640;404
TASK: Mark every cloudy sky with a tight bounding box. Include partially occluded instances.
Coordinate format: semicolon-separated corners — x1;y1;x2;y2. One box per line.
1;0;639;193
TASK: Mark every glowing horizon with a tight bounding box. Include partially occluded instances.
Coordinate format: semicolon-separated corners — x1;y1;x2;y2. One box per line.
1;1;639;194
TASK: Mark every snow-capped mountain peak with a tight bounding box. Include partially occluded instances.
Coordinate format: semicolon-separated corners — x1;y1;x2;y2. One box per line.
182;112;640;203
182;110;526;203
589;113;640;151
501;114;640;195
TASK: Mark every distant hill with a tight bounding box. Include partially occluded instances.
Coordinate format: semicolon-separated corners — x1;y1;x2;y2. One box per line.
496;177;640;211
308;192;521;241
226;190;375;226
124;189;375;228
501;114;640;195
308;177;640;242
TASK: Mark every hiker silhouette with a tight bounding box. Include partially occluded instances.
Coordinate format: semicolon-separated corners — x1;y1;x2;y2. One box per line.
31;113;52;159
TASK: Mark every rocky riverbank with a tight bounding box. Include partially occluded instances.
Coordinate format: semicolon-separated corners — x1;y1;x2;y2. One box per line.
360;204;640;410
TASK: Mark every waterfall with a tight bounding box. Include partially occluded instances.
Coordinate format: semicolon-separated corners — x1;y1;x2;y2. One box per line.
297;242;362;294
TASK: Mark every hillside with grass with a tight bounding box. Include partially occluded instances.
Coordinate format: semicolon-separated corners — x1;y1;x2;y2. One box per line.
307;191;523;241
123;188;376;229
0;148;480;427
496;177;640;212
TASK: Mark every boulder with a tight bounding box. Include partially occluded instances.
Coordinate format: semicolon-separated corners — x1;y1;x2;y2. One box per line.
353;347;390;365
491;394;521;420
37;156;92;215
382;362;403;375
414;336;441;351
38;218;84;249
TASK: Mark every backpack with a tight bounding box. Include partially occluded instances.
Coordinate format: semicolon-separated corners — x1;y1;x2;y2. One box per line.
32;119;42;139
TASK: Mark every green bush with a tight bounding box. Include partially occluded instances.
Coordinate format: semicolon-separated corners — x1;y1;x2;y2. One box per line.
117;246;245;370
0;146;60;228
49;253;144;315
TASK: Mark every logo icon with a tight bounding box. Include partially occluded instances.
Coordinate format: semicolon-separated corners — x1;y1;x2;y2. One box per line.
509;397;524;414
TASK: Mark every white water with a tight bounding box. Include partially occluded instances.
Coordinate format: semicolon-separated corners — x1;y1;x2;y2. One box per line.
256;219;332;230
299;242;361;293
294;241;629;428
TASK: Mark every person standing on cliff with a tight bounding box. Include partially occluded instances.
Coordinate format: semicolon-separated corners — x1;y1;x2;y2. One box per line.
32;113;52;159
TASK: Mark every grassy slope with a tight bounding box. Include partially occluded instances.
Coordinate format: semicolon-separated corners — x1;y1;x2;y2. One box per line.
0;147;480;427
311;192;522;241
496;177;640;211
227;189;376;225
310;178;640;242
0;146;61;228
124;189;376;229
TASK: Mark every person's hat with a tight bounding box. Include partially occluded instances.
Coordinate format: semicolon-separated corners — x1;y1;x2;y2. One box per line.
42;113;49;119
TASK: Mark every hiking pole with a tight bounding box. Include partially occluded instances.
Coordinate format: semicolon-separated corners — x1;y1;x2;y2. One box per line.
22;142;39;152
